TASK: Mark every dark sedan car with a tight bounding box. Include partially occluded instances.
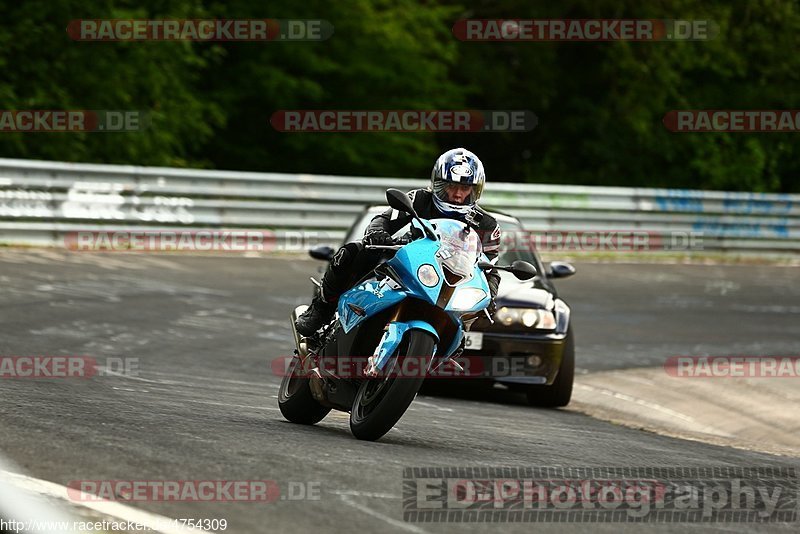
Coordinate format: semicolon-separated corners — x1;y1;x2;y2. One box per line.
308;205;577;407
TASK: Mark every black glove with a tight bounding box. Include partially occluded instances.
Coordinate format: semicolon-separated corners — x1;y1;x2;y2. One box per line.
363;230;394;246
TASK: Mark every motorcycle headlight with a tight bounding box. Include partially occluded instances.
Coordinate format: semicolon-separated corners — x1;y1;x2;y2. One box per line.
417;264;440;287
496;307;556;329
451;287;487;310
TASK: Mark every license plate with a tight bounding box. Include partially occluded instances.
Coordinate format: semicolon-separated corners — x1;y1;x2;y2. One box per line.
464;332;483;351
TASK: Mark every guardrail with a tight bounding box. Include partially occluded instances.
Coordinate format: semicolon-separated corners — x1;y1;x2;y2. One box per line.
0;157;798;254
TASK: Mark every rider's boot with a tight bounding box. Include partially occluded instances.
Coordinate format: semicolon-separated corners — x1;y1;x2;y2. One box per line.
295;294;337;337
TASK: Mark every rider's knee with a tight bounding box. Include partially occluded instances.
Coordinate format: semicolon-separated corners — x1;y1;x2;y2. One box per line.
330;242;362;270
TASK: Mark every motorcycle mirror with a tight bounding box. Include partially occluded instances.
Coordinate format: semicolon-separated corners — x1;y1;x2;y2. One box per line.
386;188;438;241
477;260;536;281
509;260;537;280
386;188;417;216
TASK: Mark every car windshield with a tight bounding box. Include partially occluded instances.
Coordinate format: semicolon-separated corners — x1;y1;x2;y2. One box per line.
496;221;536;264
431;219;481;279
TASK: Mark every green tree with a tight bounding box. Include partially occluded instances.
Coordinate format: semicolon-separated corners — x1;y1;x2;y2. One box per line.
444;0;800;192
202;0;464;177
1;0;798;192
0;0;222;166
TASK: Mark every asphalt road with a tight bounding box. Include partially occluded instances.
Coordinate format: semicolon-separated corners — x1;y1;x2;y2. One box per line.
0;249;798;533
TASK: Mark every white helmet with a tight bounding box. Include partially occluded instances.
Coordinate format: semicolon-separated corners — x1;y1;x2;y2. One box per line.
430;148;486;217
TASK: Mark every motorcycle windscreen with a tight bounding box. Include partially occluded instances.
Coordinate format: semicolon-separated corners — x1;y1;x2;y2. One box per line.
431;219;482;285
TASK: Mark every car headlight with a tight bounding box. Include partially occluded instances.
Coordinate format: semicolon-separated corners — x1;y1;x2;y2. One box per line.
495;307;518;326
450;287;487;310
417;264;440;287
521;309;537;327
495;307;556;329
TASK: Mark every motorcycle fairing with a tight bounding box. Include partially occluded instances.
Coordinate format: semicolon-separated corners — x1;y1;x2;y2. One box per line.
370;320;440;373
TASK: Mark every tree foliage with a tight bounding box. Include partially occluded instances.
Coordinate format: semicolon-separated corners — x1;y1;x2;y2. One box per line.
0;0;797;191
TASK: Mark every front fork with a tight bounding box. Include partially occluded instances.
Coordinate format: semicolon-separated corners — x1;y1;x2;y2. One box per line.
429;333;465;374
365;321;440;377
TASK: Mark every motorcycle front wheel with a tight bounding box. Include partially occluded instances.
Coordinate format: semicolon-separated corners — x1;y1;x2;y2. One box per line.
350;330;436;441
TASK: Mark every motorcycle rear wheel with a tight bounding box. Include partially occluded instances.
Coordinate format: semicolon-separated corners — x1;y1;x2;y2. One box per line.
278;354;331;424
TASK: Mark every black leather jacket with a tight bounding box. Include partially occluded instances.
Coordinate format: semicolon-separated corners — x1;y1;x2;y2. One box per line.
366;188;502;299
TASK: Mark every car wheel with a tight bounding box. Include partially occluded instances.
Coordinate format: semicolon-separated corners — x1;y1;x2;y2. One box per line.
526;327;574;407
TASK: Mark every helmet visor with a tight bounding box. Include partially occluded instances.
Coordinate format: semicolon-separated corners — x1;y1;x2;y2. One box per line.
433;181;478;206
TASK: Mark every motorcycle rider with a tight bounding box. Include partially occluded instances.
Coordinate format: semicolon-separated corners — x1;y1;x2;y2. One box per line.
295;147;502;337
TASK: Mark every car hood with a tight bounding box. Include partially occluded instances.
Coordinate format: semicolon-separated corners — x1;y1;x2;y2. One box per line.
494;271;554;310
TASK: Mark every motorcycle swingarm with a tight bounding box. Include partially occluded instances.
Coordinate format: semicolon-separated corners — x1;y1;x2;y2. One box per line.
309;369;358;412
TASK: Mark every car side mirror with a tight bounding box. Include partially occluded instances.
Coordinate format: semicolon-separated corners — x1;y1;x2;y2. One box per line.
309;245;335;261
548;261;576;279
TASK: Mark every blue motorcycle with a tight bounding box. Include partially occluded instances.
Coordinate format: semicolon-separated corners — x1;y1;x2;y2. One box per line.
278;189;537;441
